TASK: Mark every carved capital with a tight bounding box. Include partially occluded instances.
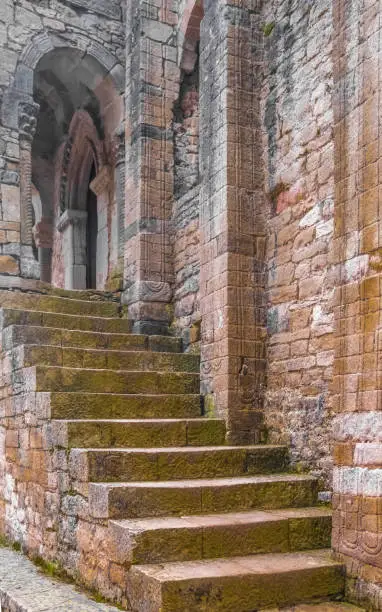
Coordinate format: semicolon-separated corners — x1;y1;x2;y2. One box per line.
18;101;40;142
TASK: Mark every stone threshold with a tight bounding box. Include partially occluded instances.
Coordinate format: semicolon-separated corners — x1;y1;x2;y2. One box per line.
0;547;120;611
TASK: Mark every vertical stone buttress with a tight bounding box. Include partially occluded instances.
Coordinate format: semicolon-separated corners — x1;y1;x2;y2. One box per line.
124;0;178;334
199;0;267;443
332;0;382;604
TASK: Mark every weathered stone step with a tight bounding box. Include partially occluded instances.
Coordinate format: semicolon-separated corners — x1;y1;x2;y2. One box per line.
110;507;332;564
49;392;202;420
18;366;199;394
60;418;225;448
10;344;199;373
0;290;119;317
89;474;318;519
0;307;132;334
126;549;345;612
269;605;364;612
2;325;182;353
71;445;288;483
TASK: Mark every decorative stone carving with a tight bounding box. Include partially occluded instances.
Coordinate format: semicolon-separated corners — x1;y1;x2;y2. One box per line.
18;102;39;142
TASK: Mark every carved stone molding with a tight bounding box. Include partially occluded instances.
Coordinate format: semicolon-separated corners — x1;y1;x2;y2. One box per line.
57;209;87;233
18;102;40;143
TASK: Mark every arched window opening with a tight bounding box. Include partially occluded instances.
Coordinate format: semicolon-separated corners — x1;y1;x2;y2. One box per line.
174;0;204;199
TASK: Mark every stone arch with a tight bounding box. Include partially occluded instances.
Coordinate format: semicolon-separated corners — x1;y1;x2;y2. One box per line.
178;0;204;72
2;31;124;130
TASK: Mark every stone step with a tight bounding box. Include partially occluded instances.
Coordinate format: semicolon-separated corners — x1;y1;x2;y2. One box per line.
49;392;202;420
2;325;182;353
89;474;318;519
18;366;200;395
0;307;132;334
110;507;332;564
72;446;288;483
10;344;199;373
61;418;226;448
0;290;119;317
126;549;345;612
268;605;365;612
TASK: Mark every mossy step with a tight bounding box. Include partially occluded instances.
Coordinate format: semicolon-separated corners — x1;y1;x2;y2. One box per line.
0;290;119;317
12;344;199;373
49;393;202;420
63;418;225;448
126;549;345;612
72;446;288;483
269;605;365;612
0;308;132;334
89;474;319;519
2;325;182;353
20;366;199;394
110;507;332;564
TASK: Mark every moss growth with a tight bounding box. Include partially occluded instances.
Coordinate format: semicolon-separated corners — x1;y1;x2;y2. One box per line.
203;394;216;418
12;541;22;553
32;555;71;583
262;22;275;37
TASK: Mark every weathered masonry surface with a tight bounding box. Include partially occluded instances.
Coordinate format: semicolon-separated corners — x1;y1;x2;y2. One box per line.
0;0;381;609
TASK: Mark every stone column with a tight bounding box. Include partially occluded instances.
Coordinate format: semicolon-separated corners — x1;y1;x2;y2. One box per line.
57;209;88;290
123;0;178;334
199;0;266;443
18;101;40;279
33;217;53;284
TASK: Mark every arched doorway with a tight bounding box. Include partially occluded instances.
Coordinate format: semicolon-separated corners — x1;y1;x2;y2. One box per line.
29;46;123;290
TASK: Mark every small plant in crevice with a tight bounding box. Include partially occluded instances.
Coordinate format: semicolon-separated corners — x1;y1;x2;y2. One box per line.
262;22;275;37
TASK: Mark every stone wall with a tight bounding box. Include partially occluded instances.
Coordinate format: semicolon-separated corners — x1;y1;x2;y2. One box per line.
0;0;124;290
261;0;335;487
171;186;200;348
331;0;382;605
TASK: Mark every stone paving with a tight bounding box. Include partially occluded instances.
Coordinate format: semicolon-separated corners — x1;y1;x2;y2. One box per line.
0;546;120;612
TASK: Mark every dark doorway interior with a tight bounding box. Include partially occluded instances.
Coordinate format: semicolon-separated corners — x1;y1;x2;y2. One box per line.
86;164;98;289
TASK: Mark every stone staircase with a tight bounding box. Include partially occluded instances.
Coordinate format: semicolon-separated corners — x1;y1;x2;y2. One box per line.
0;290;346;611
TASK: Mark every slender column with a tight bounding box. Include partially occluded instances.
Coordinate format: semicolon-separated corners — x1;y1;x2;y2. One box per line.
18;101;40;279
199;0;266;443
57;209;88;290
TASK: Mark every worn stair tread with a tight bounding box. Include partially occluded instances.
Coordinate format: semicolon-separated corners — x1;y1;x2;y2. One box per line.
50;392;202;420
0;290;119;316
111;506;332;531
270;605;365;612
2;324;182;352
94;473;317;488
77;444;286;453
131;549;340;581
11;344;199;371
62;418;221;424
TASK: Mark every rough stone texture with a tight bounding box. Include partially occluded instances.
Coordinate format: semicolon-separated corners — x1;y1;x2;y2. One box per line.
0;546;120;611
262;1;335;486
330;0;382;608
1;0;382;608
